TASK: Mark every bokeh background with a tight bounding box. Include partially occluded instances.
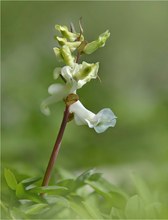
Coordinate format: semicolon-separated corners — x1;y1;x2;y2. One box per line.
2;1;168;186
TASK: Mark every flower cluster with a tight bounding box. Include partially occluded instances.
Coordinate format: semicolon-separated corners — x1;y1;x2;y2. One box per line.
41;23;117;133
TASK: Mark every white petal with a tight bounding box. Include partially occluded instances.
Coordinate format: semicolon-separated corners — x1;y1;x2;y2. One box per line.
61;66;73;83
41;84;69;116
48;83;64;95
93;108;117;133
61;66;78;93
40;102;51;116
69;101;95;126
74;62;99;89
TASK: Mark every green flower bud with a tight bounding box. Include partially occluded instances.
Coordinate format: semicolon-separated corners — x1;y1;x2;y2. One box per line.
55;25;80;42
55;36;81;52
53;46;75;66
83;30;110;54
53;67;62;80
61;45;75;67
53;47;63;62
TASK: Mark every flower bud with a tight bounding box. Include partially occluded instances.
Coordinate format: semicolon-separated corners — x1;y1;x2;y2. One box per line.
61;45;75;67
83;30;110;54
53;47;63;62
55;25;81;42
53;46;75;66
53;67;62;80
55;36;81;52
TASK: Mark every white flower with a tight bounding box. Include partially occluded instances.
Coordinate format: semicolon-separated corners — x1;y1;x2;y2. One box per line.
69;100;117;133
61;61;99;89
41;62;99;115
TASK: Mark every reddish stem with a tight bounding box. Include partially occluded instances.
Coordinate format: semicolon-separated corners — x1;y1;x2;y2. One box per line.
42;105;70;187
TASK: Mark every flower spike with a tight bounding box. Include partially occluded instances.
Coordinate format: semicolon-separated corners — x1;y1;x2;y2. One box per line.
41;21;117;187
42;21;116;134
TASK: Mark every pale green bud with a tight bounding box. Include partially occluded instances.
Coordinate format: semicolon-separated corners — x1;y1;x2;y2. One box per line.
53;67;62;80
83;30;110;54
56;36;81;52
55;25;81;42
53;47;64;62
53;46;75;66
61;45;75;67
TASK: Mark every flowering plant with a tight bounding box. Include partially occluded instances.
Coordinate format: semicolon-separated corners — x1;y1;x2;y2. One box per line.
41;21;117;186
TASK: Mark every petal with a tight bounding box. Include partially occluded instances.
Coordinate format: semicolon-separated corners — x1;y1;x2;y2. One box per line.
93;108;117;133
69;100;95;125
61;65;79;93
41;84;69;116
53;67;62;80
74;62;99;89
98;30;110;47
61;66;73;83
48;83;64;95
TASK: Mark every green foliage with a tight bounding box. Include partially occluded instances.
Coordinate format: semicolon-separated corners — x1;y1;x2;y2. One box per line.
4;168;18;190
2;168;168;219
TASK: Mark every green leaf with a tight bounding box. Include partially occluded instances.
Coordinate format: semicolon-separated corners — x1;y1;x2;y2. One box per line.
86;177;128;209
0;200;10;219
125;195;146;219
24;203;49;215
4;168;18;190
44;195;69;206
76;169;101;187
16;183;44;203
131;173;152;203
57;167;76;179
29;185;68;195
16;182;26;198
145;202;162;219
57;179;76;192
82;199;103;219
21;177;41;186
69;201;92;219
10;207;27;219
110;207;125;219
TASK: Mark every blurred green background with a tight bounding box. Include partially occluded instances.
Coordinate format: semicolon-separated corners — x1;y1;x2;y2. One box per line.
2;1;168;182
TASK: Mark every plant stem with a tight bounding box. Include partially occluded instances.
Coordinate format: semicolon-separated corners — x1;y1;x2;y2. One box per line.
76;52;81;63
42;105;70;187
